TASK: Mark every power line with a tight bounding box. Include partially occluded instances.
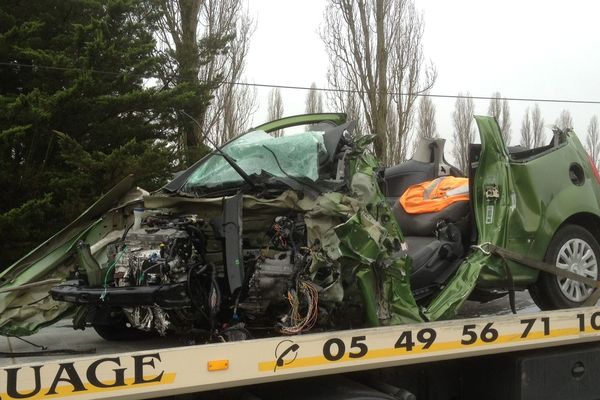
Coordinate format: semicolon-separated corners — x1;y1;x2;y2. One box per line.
0;61;119;76
231;81;600;106
2;61;600;105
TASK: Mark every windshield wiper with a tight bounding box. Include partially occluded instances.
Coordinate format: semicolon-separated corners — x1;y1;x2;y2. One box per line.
262;145;322;198
180;110;257;189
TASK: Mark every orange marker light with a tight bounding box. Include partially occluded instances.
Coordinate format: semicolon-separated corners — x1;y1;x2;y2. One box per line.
208;359;229;371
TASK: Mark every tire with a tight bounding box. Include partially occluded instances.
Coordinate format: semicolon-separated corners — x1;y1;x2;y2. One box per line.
530;224;600;310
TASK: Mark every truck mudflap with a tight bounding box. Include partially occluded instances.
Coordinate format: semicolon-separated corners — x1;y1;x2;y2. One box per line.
3;307;600;399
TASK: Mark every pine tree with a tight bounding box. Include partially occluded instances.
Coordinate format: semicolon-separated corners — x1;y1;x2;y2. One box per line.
0;0;214;268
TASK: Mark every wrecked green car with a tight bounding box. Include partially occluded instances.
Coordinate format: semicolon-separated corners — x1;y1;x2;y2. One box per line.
1;113;599;340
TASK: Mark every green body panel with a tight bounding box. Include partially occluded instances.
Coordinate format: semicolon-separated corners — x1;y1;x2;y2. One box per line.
340;136;421;325
476;122;600;286
253;113;347;133
423;251;490;321
424;116;511;320
0;223;97;336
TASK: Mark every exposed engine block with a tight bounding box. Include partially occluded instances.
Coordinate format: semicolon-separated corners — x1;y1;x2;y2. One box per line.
237;251;297;317
111;227;190;287
51;212;318;338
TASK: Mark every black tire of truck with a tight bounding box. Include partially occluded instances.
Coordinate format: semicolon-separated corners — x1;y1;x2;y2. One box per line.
529;224;600;310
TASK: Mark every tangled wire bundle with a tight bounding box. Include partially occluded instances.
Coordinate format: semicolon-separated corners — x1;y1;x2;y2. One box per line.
280;280;319;335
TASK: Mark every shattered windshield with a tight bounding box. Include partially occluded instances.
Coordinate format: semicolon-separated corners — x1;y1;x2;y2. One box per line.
182;130;327;191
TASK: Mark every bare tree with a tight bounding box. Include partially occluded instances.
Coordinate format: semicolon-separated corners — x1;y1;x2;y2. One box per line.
305;82;324;131
520;108;533;148
520;104;545;150
408;94;436;158
200;6;257;146
305;82;324;114
326;70;365;134
416;95;437;139
321;0;436;165
197;1;256;145
586;115;600;169
386;106;413;163
488;92;511;145
451;93;475;174
268;88;284;137
531;103;545;147
556;109;574;131
156;0;256;158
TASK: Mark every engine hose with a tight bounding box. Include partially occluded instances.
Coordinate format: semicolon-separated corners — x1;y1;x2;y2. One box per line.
138;262;163;285
209;264;221;316
288;220;298;263
208;263;221;333
168;239;178;259
186;263;208;311
121;222;133;242
186;225;208;263
100;245;128;301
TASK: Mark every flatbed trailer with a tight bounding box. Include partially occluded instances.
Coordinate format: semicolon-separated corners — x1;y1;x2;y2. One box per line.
3;295;600;400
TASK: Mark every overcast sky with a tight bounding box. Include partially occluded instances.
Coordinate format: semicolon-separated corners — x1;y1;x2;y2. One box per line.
244;0;600;151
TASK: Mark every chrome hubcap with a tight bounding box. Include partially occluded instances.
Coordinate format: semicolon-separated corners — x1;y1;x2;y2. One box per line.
556;238;598;302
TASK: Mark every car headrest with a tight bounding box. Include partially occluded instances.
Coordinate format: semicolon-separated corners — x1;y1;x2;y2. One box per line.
321;120;357;165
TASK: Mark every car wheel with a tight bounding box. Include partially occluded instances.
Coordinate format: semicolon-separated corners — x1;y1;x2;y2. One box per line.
530;225;600;310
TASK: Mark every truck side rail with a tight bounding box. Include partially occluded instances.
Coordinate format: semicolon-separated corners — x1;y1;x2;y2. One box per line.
2;306;600;400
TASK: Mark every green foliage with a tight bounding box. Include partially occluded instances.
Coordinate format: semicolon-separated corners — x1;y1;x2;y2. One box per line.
0;194;55;267
0;0;218;269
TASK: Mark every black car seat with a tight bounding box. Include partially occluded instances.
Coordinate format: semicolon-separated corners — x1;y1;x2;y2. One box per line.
384;138;462;203
391;176;471;298
383;138;472;298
